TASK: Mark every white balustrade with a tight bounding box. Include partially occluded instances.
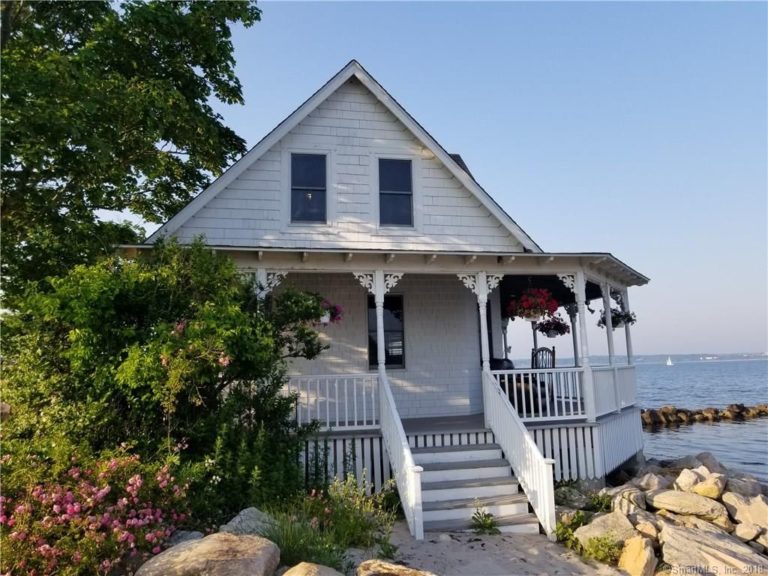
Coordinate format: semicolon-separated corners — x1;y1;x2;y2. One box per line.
482;370;556;538
491;368;585;421
592;365;637;417
285;374;379;430
379;371;424;539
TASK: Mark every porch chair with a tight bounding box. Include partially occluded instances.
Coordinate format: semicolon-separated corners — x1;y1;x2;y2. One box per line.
531;347;556;415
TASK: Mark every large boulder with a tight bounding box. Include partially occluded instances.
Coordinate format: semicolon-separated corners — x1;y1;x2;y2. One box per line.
135;532;280;576
618;536;657;576
722;493;768;528
220;507;273;535
726;476;763;498
605;486;646;515
690;473;727;500
573;510;637;550
657;509;733;534
166;530;204;547
733;522;762;542
673;468;703;492
357;559;437;576
659;523;768;573
646;490;729;521
554;485;589;509
632;472;672;492
284;562;344;576
696;452;727;474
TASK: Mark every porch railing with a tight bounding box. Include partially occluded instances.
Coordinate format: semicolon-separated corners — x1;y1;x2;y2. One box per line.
491;368;585;421
379;371;424;539
285;374;379;431
592;365;637;417
482;370;556;538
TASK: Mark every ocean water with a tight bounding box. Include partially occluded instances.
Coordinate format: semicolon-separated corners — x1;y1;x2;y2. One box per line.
634;356;768;482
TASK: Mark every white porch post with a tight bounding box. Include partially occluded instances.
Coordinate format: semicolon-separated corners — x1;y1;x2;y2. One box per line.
602;282;615;365
374;270;387;375
621;288;635;365
253;269;286;300
575;270;596;422
477;272;491;372
566;304;579;367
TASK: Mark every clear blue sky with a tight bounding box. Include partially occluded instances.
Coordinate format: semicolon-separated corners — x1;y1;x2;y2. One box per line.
146;1;768;356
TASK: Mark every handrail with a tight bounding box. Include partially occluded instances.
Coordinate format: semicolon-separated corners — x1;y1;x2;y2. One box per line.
482;369;556;539
378;371;424;539
490;367;585;421
285;374;379;430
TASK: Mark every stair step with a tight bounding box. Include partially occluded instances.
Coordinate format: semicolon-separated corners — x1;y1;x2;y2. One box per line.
411;443;501;454
412;444;503;464
424;513;540;534
422;493;526;511
421;476;518;491
419;458;509;471
421;475;519;502
420;459;511;482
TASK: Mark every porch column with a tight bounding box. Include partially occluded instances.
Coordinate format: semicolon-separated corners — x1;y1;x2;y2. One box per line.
354;271;403;376
602;282;615;365
575;270;596;422
253;269;287;300
565;304;579;367
621;289;635;364
457;272;503;372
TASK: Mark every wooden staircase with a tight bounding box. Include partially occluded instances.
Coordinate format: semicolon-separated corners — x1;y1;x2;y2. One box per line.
412;441;540;534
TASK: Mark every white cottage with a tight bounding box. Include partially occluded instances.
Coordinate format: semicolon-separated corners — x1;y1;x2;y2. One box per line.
140;61;649;540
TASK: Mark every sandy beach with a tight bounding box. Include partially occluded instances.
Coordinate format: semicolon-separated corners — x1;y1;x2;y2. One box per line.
368;521;622;576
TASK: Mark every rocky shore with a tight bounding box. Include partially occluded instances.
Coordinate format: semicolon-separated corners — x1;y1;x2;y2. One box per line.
641;403;768;427
556;451;768;575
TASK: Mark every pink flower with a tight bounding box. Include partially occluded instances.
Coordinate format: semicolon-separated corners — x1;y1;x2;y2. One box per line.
152;546;161;554
217;354;231;367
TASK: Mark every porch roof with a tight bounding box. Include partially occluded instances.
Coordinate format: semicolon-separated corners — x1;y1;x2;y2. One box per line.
120;244;649;289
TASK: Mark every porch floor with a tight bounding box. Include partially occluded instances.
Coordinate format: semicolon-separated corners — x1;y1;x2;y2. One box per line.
402;413;486;435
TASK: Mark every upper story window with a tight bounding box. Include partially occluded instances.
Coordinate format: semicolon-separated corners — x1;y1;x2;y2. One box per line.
379;159;412;227
291;153;326;223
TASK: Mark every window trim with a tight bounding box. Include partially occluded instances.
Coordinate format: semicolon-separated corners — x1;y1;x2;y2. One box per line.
281;148;335;229
367;294;405;369
372;153;421;232
290;152;328;224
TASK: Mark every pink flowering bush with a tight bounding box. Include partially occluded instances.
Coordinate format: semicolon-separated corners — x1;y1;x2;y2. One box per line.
0;449;188;575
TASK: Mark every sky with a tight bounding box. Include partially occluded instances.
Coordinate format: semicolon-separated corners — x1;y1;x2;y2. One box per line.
140;1;768;356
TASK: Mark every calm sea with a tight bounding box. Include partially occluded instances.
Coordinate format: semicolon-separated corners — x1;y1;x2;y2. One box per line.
634;355;768;482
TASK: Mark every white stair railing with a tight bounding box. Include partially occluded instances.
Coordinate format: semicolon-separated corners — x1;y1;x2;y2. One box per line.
482;369;556;538
378;371;424;539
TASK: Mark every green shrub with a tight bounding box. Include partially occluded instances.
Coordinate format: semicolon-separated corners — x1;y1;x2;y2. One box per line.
554;509;589;551
587;493;612;513
259;511;345;570
471;507;500;535
583;535;622;564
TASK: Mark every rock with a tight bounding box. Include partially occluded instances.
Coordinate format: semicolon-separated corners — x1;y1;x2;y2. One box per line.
573;510;637;550
619;535;657;576
696;452;726;474
608;486;646;515
748;541;765;553
656;510;729;534
673;469;703;492
437;533;452;543
135;532;280;576
219;507;273;535
284;562;344;576
733;522;761;542
555;485;589;509
635;521;659;540
757;532;768;548
357;559;438;576
166;530;204;547
726;477;763;498
667;455;703;470
629;509;662;529
646;489;728;521
659;523;768;573
691;473;727;500
722;493;768;528
632;472;672;492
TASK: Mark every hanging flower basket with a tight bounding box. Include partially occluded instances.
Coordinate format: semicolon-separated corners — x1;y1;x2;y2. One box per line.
319;300;343;325
506;288;559;322
536;314;570;338
597;308;636;330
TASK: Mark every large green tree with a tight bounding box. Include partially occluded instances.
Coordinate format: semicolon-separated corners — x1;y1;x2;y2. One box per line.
1;0;260;299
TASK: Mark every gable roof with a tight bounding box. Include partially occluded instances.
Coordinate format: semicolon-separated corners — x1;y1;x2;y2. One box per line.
147;60;542;252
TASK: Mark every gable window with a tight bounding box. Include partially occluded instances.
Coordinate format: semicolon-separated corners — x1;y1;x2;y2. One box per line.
367;295;404;368
291;153;326;223
379;159;412;226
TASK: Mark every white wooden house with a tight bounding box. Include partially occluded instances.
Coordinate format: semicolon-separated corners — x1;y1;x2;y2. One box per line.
139;61;649;540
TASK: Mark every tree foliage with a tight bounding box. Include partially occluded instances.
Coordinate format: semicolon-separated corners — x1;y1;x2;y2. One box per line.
0;0;261;298
1;240;327;523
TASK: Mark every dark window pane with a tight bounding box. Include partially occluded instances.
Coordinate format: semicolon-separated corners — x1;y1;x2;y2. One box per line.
291;189;326;222
380;193;413;226
368;295;404;368
292;154;326;188
379;159;411;192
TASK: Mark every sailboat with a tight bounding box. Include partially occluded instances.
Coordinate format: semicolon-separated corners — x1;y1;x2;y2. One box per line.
666;356;674;366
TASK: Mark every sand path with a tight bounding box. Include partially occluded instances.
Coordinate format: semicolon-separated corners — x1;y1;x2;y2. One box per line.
379;521;623;576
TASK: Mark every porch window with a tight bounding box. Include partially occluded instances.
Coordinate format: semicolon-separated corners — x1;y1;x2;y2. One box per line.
379;159;412;226
291;153;326;223
367;295;404;368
